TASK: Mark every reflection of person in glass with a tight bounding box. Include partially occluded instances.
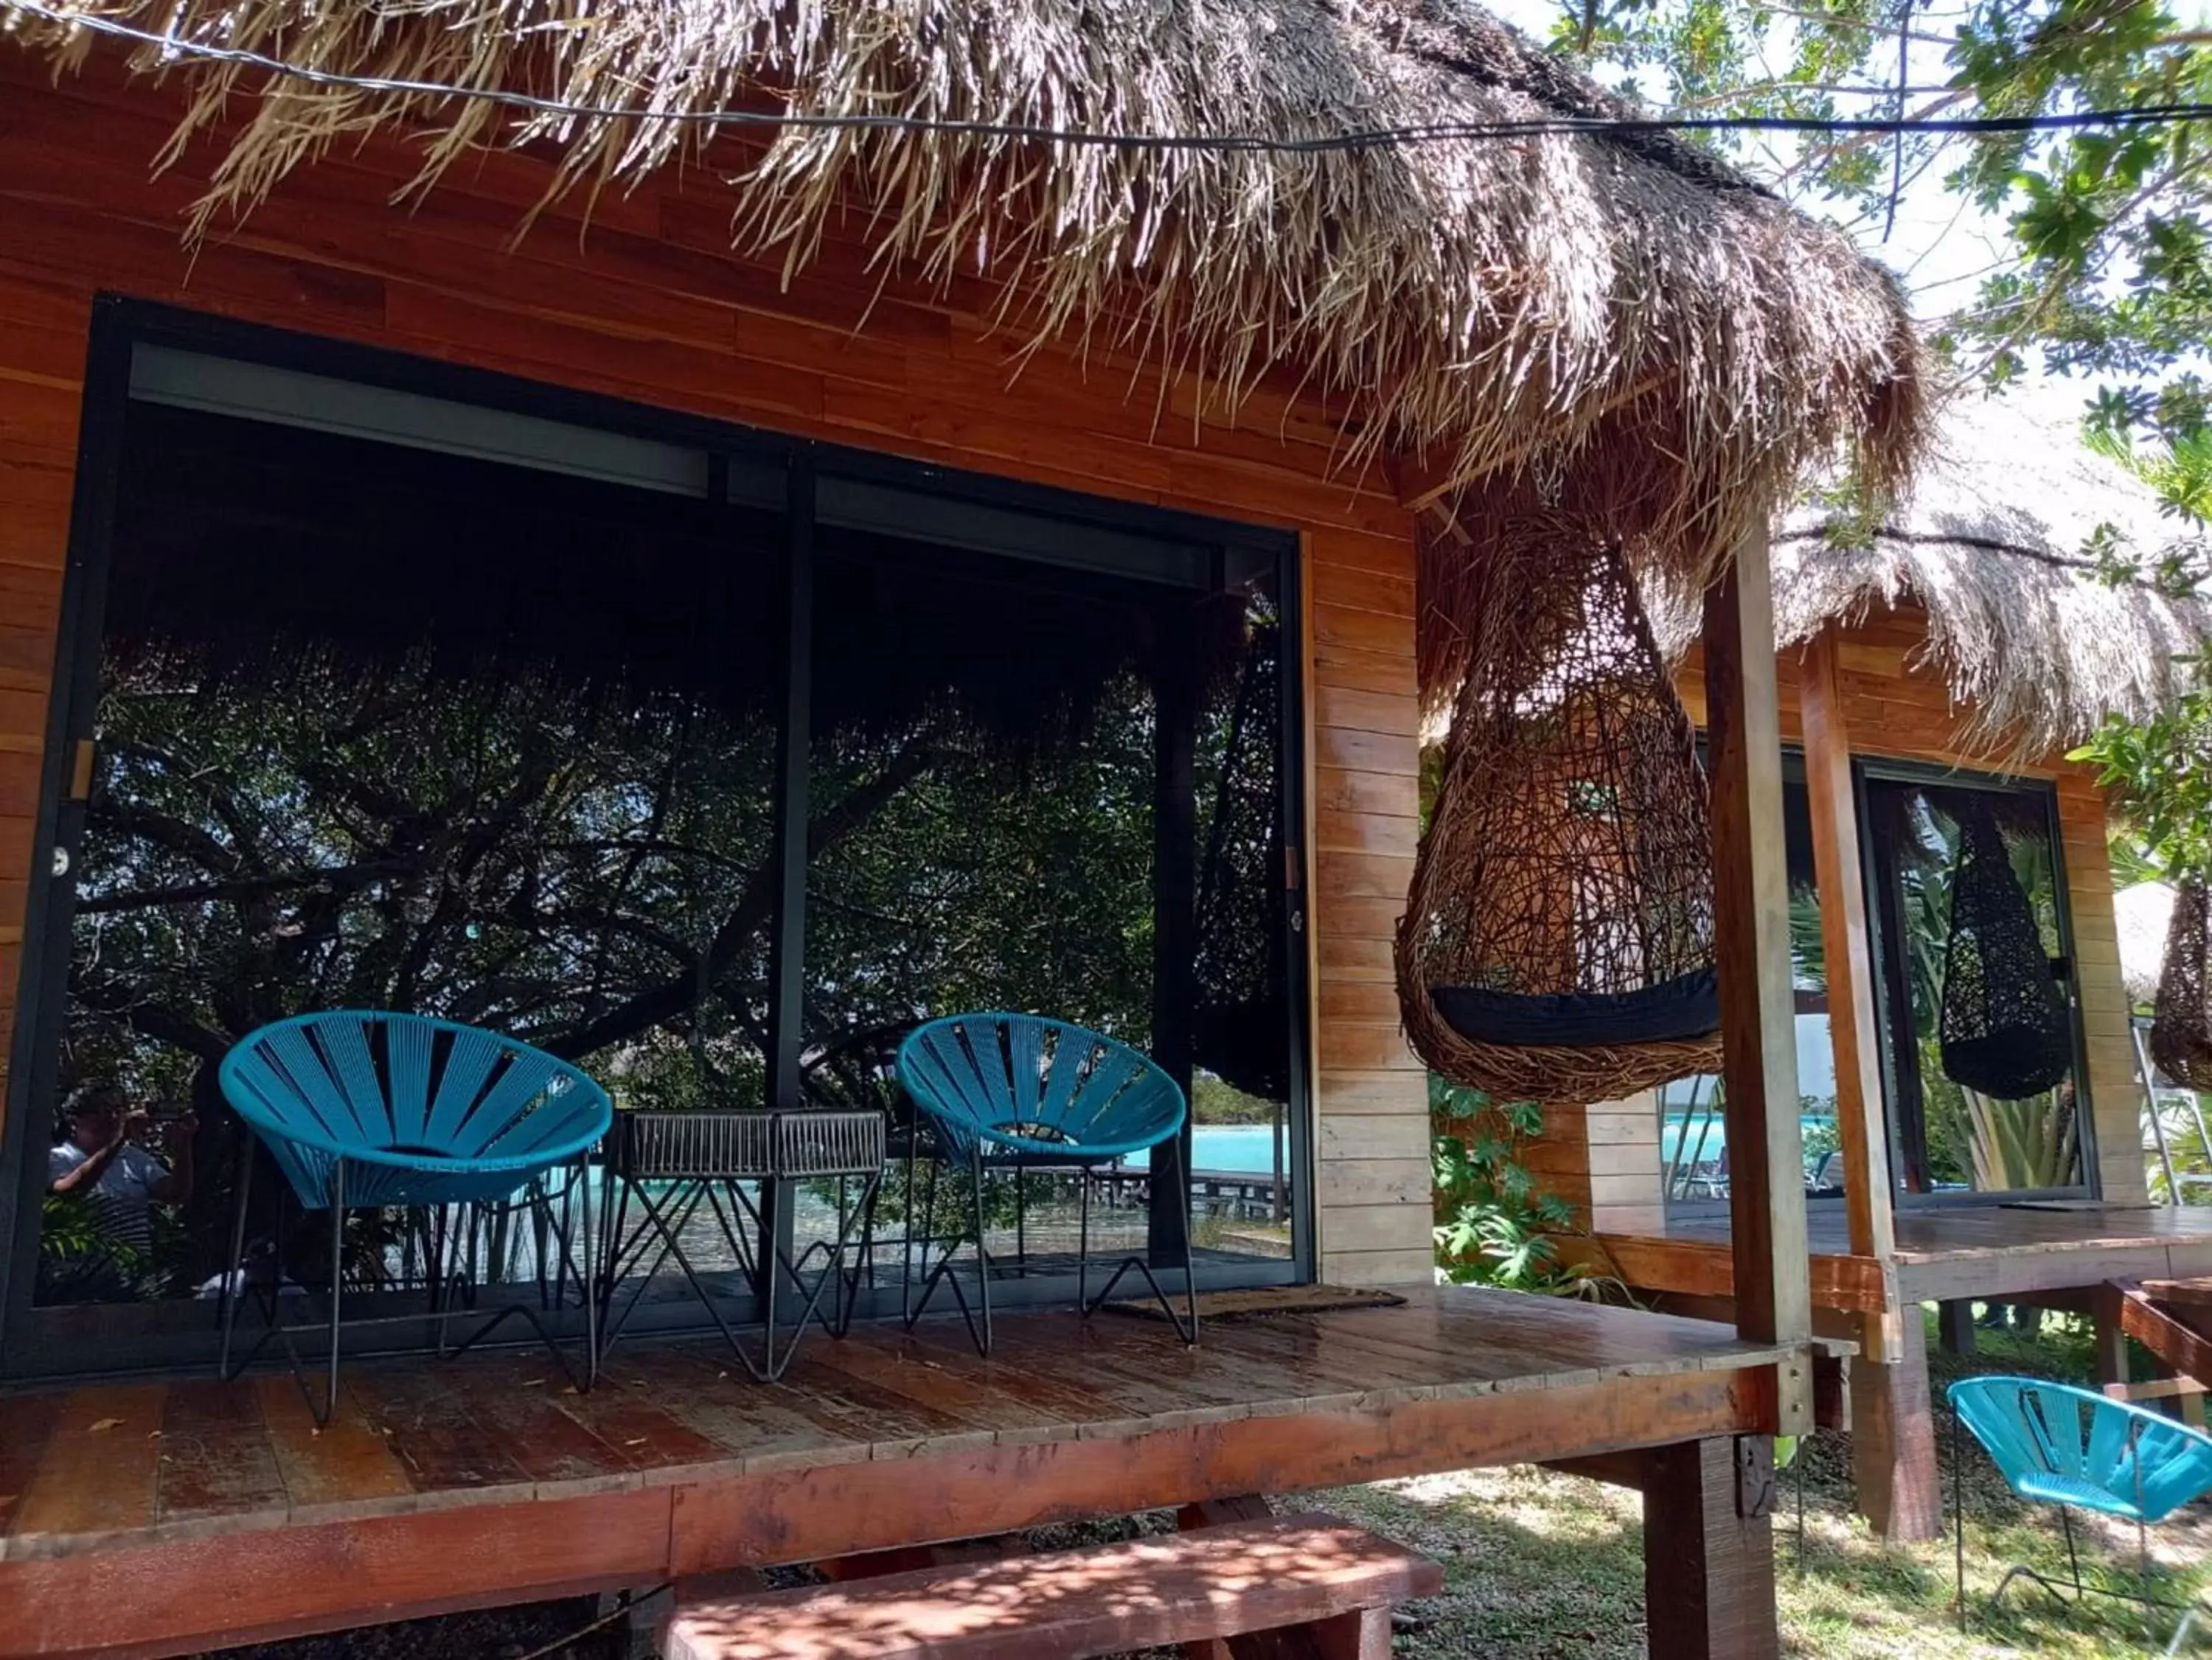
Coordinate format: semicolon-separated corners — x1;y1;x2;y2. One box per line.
47;1082;197;1260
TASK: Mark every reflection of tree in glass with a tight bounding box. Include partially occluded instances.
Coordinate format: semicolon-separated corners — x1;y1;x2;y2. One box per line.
1892;789;2080;1191
66;607;1288;1291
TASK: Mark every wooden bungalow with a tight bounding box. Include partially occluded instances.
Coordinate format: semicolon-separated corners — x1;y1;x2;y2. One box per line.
0;1;1917;1654
1536;394;2212;1539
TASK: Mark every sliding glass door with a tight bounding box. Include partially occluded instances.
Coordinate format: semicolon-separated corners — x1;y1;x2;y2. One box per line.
0;307;1309;1376
1861;767;2091;1201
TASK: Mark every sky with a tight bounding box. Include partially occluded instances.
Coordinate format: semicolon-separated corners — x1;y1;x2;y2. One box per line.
1481;0;2211;414
1481;0;2006;313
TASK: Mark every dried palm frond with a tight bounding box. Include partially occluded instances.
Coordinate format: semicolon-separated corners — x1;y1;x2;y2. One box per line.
6;0;1922;628
1644;391;2212;760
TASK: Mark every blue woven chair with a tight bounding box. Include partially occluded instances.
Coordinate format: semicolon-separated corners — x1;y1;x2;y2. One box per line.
1950;1375;2212;1651
218;1011;613;1420
896;1012;1196;1354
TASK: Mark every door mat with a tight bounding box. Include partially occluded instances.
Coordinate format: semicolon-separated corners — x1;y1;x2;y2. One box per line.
1102;1284;1408;1322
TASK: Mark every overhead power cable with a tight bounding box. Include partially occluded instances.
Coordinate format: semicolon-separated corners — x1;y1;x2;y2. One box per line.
8;0;2212;155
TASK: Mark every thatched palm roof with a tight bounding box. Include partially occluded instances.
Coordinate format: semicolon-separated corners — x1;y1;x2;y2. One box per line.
1762;394;2211;758
9;0;1921;613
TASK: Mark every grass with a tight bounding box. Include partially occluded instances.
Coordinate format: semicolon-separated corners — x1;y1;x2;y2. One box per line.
1305;1309;2212;1657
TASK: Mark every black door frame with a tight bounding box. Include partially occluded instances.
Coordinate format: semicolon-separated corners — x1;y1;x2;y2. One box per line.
1854;755;2098;1207
0;296;1317;1380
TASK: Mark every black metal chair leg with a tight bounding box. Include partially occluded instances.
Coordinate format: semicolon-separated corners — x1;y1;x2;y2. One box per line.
1953;1402;1969;1633
1793;1432;1807;1575
580;1157;597;1389
318;1158;345;1428
970;1148;993;1354
1084;1254;1197;1345
218;1138;255;1379
1076;1167;1091;1317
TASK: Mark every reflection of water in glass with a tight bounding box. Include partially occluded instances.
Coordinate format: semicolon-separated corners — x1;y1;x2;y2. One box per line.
1123;1123;1284;1175
1658;1117;1835;1167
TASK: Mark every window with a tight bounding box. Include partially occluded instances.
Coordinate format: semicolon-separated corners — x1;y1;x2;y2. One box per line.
4;321;1307;1373
1861;770;2088;1199
1658;762;1840;1208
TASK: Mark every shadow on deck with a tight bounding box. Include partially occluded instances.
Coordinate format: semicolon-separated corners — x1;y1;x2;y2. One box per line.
0;1286;1784;1659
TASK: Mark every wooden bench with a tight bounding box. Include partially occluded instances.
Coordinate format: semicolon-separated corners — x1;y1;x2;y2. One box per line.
661;1512;1440;1659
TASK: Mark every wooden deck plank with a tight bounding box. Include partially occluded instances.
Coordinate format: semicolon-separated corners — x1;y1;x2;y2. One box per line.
664;1366;1768;1577
0;1389;60;1539
344;1364;537;1504
588;1353;863;1476
254;1373;414;1519
0;1288;1787;1652
804;1327;1099;1441
0;1287;1781;1569
902;1316;1262;1432
8;1384;166;1546
152;1378;287;1529
543;1361;753;1479
436;1353;639;1493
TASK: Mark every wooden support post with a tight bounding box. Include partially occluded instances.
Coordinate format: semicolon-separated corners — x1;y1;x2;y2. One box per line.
1644;1437;1779;1660
1703;540;1813;1436
1800;632;1896;1271
1804;629;1918;1539
1936;1300;1976;1358
2093;1280;2132;1393
1848;1301;1941;1540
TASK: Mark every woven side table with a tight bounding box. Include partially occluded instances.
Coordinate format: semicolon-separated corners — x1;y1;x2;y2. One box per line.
598;1108;885;1380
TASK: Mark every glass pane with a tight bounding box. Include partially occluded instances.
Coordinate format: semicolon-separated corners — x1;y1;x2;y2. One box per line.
1183;574;1293;1262
802;496;1294;1288
1870;781;2082;1195
39;388;782;1328
1659;771;1840;1206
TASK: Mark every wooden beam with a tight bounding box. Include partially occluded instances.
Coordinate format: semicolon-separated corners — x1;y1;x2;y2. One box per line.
1643;1438;1780;1660
1541;1451;1650;1490
0;1364;1768;1659
1800;629;1897;1271
1703;537;1815;1435
1848;1303;1941;1541
1935;1300;1976;1357
2104;1280;2212;1390
663;1369;1767;1577
1571;1234;1888;1314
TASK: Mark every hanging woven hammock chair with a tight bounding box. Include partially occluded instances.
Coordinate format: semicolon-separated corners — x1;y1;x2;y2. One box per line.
1937;804;2073;1101
1397;529;1722;1103
2152;876;2212;1089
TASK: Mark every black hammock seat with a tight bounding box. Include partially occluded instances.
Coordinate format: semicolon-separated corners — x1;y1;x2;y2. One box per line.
1397;524;1723;1103
1937;802;2073;1101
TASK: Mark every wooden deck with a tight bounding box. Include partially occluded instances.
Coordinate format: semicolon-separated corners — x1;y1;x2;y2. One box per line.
0;1286;1785;1659
1590;1202;2212;1312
